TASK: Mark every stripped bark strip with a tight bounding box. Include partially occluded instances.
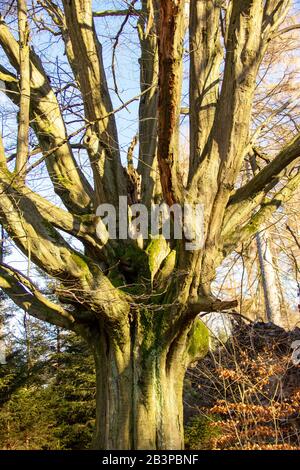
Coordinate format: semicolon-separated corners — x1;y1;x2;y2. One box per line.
157;0;185;206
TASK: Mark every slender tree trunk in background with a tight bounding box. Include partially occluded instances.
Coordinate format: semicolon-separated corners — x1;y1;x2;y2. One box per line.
271;243;289;327
247;152;286;326
56;327;61;356
237;242;264;321
23;312;32;374
256;229;283;326
0;316;5;366
16;0;30;180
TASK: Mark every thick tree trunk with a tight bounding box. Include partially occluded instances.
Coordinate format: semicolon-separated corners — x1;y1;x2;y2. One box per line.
89;327;185;450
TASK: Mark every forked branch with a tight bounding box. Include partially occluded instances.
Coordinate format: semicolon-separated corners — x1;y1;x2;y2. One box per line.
0;263;76;329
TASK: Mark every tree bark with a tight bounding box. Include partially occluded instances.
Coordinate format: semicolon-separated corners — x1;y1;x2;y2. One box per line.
89;323;186;450
157;0;185;206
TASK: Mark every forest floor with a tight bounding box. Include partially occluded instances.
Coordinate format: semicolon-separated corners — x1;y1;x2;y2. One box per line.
184;320;300;450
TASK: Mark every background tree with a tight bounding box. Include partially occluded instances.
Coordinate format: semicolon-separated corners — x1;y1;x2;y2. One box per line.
0;0;300;450
0;316;95;450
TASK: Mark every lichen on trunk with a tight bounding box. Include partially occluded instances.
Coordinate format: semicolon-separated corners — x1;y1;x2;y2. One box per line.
87;308;209;450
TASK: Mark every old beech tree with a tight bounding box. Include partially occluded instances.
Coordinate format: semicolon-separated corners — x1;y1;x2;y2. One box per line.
1;0;300;449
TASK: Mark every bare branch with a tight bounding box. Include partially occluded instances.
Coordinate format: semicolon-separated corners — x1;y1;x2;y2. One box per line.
111;1;138;104
0;172;131;326
0;180;85;280
286;224;300;251
11;183;112;258
0;21;93;214
62;0;127;207
223;169;300;257
273;23;300;38
189;297;238;315
223;133;300;234
263;0;291;38
199;310;253;324
93;9;142;18
0;262;76;329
